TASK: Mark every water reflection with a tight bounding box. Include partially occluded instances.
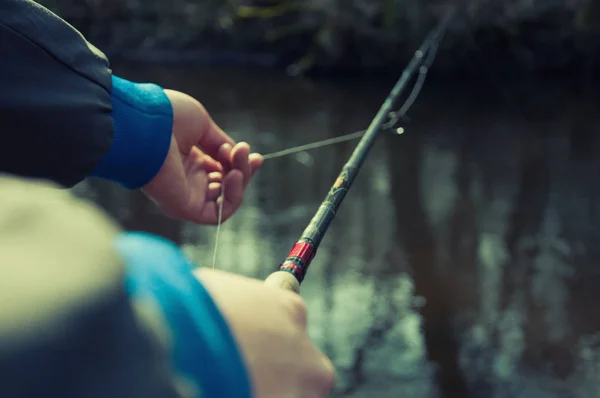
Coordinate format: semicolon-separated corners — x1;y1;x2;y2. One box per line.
72;66;600;397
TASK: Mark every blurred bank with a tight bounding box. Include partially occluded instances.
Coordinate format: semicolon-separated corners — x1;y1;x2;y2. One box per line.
39;0;600;76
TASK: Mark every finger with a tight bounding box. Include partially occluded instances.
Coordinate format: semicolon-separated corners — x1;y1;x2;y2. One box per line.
197;170;243;225
198;200;219;225
207;182;223;202
217;143;234;172
183;146;202;173
203;155;223;173
208;172;223;184
185;147;222;175
296;341;336;397
249;153;264;177
163;90;235;156
221;169;244;219
231;142;251;187
313;354;336;396
281;291;308;330
197;119;236;160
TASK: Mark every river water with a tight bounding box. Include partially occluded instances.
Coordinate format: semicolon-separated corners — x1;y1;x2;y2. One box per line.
71;64;600;398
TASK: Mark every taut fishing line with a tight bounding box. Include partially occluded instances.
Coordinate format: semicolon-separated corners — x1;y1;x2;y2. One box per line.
211;8;451;270
262;130;366;160
212;183;225;269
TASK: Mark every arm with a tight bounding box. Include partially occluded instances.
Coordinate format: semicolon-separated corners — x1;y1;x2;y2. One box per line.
0;0;171;189
0;175;251;398
0;175;335;398
116;232;252;398
0;0;262;225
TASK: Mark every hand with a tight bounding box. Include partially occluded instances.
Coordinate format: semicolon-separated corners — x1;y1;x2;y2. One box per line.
142;90;263;224
195;269;336;398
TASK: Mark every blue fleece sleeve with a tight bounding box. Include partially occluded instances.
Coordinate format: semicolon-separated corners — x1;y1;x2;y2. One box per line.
89;76;173;189
114;232;252;398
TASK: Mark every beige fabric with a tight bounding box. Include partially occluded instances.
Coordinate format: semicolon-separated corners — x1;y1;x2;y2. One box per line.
0;174;122;341
0;175;187;398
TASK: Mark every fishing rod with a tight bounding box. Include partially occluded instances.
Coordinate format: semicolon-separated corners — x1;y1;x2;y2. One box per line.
264;8;456;293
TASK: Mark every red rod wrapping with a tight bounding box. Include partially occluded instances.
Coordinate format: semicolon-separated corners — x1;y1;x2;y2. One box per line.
278;240;316;282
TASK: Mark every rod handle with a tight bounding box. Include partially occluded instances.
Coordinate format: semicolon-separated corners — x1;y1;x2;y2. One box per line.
264;270;301;293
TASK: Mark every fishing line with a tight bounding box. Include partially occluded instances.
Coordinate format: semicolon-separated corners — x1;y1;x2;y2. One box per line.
212;183;225;269
210;128;388;268
260;28;441;162
211;8;449;269
262;130;366;160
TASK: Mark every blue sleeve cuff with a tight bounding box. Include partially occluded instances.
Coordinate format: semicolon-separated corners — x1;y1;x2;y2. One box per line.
89;75;173;189
114;232;252;398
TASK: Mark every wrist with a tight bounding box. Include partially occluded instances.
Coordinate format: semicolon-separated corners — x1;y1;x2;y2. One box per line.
115;232;252;398
89;75;173;189
140;135;191;219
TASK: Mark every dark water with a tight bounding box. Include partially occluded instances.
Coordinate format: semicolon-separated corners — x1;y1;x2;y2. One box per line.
72;64;600;398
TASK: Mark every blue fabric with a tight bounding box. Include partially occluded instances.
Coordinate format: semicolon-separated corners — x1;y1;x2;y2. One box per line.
90;75;173;189
115;232;252;398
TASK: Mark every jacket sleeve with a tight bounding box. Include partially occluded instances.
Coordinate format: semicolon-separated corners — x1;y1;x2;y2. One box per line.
0;175;184;398
0;0;173;189
116;232;253;398
0;175;252;398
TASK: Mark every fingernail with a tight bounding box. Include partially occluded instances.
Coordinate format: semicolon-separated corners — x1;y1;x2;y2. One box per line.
221;143;232;151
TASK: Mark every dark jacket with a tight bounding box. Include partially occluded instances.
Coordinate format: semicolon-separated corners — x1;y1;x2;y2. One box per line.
0;2;251;397
0;0;172;190
0;0;113;187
